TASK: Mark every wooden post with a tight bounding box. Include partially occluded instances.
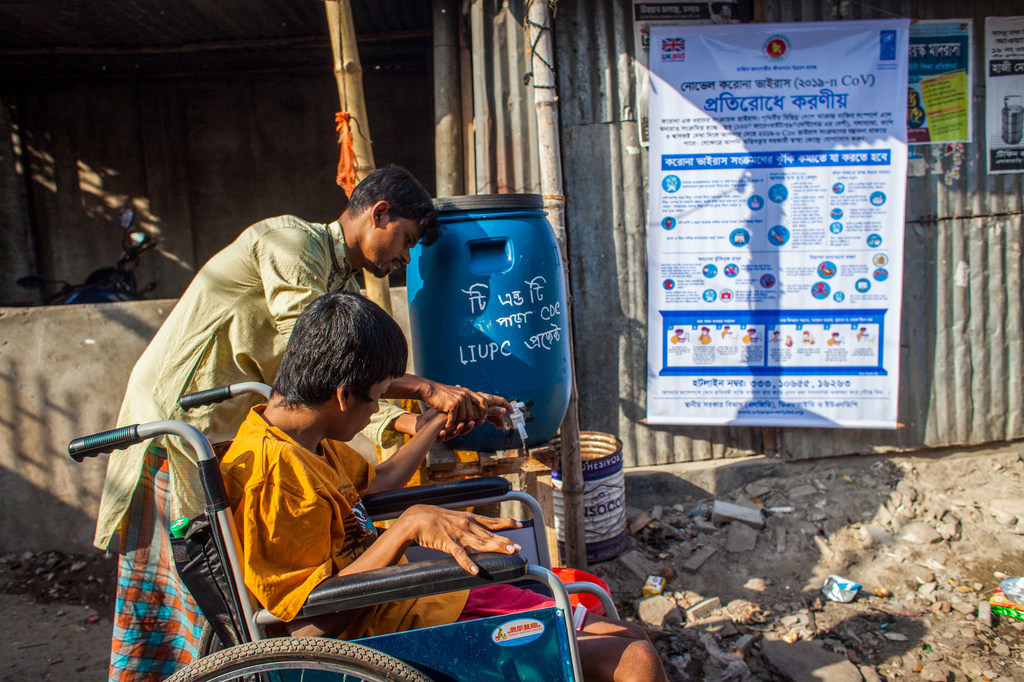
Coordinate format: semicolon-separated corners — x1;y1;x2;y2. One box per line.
433;0;464;197
526;0;587;569
324;0;392;316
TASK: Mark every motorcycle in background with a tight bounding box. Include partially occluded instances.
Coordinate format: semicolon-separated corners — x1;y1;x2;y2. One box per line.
17;207;157;304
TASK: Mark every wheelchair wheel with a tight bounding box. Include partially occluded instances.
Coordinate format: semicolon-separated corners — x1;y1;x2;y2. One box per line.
197;623;225;658
166;637;432;682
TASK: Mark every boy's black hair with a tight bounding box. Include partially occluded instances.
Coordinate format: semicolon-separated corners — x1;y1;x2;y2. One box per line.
344;166;441;246
272;291;408;406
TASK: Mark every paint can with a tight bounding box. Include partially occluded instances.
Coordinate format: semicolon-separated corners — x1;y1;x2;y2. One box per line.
551;431;627;563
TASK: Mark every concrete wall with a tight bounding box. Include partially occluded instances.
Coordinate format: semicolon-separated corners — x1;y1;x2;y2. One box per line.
0;289;412;553
0;300;171;553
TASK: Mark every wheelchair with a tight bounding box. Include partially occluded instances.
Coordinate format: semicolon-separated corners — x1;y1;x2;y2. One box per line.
70;383;617;681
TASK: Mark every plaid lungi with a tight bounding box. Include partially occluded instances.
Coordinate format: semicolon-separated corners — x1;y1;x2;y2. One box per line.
109;446;206;681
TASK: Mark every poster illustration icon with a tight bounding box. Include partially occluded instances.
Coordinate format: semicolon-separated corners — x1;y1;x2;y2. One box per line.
760;273;776;289
724;263;739;277
768;184;788;203
720;289;734;301
817;261;837;278
830;222;844;234
702;289;718;302
729;228;750;247
873;268;889;281
830;208;844;219
833;291;845;302
661;216;676;230
703;264;718;278
832;182;845;194
767;225;790;246
748;194;764;210
662;175;681;193
867;234;883;247
663;279;675;290
811;282;831;299
870;191;887;206
855;278;871;292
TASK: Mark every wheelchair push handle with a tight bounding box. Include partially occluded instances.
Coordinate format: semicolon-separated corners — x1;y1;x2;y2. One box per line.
68;420;217;464
180;382;272;410
180;386;234;410
68;424;142;461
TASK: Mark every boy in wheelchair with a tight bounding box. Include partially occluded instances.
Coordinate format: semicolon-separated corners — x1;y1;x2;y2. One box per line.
219;290;667;681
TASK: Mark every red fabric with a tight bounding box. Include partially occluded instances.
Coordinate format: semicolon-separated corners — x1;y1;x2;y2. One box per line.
456;584;555;622
335;111;358;196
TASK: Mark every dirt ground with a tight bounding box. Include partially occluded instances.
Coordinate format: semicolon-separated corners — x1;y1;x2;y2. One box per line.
590;441;1024;681
1;442;1022;681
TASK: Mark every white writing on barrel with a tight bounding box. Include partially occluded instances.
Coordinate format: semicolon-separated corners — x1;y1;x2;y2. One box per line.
540;302;561;320
497;290;525;307
461;283;489;314
526;276;547;303
459;340;513;365
456;275;562;365
525;323;561;350
497;311;535;328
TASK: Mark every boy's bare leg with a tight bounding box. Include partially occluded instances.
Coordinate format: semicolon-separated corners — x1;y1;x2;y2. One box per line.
577;614;668;682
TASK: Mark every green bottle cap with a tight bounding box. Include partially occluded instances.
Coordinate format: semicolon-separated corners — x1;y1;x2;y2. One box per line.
170;516;191;538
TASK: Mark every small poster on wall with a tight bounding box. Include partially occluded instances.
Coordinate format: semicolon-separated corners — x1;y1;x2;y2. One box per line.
631;1;749;146
985;16;1024;174
908;20;973;145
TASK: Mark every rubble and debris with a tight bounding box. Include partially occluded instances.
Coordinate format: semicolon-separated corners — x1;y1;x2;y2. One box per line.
725;522;759;553
583;447;1024;680
637;595;683;628
680;545;717;573
712;499;765;529
761;639;861;682
685;596;721;621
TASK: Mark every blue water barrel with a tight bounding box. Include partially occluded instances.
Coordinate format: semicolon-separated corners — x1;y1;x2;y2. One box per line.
406;194;571;451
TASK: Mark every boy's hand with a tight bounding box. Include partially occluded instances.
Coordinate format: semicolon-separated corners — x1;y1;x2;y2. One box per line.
414;409;471;441
423;382;512;433
400;505;523;575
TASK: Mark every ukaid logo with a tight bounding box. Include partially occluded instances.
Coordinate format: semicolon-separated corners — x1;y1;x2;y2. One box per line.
491;618;545;647
660;37;685;62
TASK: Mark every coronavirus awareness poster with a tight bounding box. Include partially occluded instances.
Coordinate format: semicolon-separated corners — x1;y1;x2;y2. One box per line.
646;20;909;428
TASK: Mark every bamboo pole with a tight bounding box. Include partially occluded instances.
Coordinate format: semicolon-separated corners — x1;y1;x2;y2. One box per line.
433;0;464;197
324;0;392;316
526;0;587;569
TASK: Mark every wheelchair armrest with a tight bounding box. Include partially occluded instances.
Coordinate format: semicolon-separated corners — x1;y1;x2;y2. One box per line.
362;477;512;518
295;552;526;619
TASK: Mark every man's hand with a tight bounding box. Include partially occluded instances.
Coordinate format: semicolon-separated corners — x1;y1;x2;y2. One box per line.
399;505;522;575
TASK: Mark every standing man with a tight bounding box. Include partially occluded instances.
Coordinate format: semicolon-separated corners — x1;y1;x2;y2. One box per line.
95;166;507;681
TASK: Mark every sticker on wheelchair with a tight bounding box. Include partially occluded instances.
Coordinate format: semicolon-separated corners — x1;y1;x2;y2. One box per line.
491;617;545;647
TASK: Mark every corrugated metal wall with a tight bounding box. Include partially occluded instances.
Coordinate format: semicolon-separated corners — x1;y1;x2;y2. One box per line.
547;0;1024;465
462;0;542;195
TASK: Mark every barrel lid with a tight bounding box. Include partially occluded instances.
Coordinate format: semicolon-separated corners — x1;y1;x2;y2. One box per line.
433;194;543;213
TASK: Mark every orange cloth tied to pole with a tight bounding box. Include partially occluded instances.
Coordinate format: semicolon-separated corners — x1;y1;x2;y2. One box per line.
335;111;358;196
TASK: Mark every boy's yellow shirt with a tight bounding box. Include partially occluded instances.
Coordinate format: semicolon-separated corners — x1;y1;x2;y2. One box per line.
220;406;468;635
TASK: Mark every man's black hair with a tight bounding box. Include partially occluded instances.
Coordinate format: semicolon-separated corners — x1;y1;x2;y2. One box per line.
345;166;441;246
272;291;408;406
